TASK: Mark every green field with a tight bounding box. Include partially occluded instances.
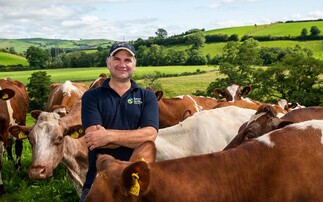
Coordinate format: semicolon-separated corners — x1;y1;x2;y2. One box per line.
0;66;218;97
0;52;29;66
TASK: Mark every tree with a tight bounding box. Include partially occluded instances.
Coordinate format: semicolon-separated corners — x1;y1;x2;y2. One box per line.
186;30;205;49
301;28;308;37
155;28;168;39
27;71;51;111
26;46;51;68
310;26;321;37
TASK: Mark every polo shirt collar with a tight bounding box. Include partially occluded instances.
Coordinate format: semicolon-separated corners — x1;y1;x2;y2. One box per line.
101;78;140;90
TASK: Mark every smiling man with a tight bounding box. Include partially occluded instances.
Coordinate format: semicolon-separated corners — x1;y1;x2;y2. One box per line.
79;41;159;202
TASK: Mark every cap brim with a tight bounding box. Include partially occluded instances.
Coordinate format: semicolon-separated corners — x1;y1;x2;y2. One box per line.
109;47;135;57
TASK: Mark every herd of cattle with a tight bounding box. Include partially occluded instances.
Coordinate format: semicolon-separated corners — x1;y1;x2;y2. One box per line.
1;75;323;201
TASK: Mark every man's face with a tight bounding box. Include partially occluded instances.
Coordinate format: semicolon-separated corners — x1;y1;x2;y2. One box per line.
107;50;136;81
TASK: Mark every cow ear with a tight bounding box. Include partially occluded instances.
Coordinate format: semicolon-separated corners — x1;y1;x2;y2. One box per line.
9;125;30;139
241;86;252;96
122;161;150;196
63;125;84;138
129;141;156;163
30;110;42;120
213;89;225;98
0;89;15;100
155;91;163;101
182;110;192;120
96;154;116;171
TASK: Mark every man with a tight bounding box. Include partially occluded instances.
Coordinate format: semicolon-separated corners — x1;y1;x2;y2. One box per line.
79;41;159;201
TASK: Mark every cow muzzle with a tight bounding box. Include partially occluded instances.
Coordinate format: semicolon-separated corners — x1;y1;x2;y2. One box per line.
28;165;53;179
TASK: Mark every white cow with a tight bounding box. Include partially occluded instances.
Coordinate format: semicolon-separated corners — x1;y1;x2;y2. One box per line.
156;105;256;161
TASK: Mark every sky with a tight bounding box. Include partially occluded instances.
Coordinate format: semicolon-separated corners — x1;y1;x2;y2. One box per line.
1;0;323;41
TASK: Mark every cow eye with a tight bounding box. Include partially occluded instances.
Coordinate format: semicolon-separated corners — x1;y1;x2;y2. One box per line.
54;136;64;145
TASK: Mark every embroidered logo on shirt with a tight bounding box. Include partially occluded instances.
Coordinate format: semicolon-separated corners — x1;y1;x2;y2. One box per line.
128;97;142;104
134;97;142;104
128;98;134;104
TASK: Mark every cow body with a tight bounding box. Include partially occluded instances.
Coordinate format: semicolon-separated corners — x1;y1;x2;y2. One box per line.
46;80;88;114
9;101;88;196
155;91;219;128
156;106;256;161
224;105;323;150
86;120;323;202
0;78;28;196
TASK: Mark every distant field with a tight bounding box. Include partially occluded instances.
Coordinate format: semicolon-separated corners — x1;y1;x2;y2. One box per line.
0;52;29;66
198;40;323;60
0;65;217;85
251;21;323;37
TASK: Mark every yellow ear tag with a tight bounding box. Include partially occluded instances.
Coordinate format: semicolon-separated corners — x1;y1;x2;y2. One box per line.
129;173;140;196
18;131;27;139
140;157;147;162
2;93;9;100
71;131;79;139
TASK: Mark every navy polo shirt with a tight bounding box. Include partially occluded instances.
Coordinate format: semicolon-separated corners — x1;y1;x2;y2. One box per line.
81;78;159;190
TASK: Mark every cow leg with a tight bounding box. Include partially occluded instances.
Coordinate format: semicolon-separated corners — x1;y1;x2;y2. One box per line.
14;139;23;171
0;142;5;196
6;139;14;161
0;173;4;196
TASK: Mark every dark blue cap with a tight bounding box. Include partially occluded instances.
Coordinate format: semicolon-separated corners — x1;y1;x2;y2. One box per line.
109;41;136;56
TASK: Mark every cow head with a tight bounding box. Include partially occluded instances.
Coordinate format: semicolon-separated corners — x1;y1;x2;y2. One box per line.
8;111;84;180
214;84;252;102
223;104;293;150
85;141;156;202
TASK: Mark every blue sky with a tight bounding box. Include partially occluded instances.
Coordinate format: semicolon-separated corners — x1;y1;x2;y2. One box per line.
0;0;322;41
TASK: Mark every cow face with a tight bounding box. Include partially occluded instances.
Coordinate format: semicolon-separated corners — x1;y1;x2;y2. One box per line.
8;112;84;180
224;105;293;150
214;84;252;102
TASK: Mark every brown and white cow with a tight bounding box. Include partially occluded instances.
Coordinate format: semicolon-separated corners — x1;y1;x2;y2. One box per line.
155;106;256;161
85;119;323;202
9;101;87;196
0;78;28;196
155;91;219;128
46;80;89;115
224;105;323;150
89;73;107;89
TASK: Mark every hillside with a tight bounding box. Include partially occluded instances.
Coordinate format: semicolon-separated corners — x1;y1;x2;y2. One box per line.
0;38;113;54
1;20;323;66
0;52;29;66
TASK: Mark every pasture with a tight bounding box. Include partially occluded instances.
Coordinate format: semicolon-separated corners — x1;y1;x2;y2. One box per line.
0;52;29;66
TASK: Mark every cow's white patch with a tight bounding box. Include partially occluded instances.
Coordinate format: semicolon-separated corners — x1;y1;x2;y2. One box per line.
175;95;184;99
186;95;203;112
227;84;239;102
292;120;323;145
256;132;275;147
246;112;266;127
90;77;103;88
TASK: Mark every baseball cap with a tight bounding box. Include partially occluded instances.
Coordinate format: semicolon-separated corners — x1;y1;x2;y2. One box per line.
109;41;136;57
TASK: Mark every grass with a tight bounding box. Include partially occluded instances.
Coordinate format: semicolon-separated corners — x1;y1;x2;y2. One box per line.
0;52;29;66
0;65;217;85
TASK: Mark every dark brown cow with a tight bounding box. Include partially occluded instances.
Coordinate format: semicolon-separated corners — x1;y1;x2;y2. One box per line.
89;73;107;89
85;120;323;201
224;105;323;150
0;78;29;196
46;80;89;115
9;101;88;196
155;91;219;128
